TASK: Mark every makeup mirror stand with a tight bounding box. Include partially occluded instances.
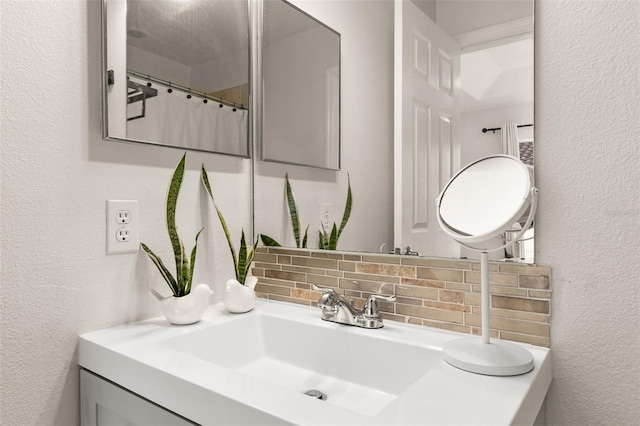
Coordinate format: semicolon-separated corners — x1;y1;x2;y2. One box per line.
436;156;539;376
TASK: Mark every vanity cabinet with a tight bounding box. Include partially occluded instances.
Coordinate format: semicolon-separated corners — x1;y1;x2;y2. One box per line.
80;369;196;426
79;300;551;425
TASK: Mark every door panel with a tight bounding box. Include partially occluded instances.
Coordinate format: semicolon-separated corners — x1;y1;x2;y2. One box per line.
394;0;461;257
413;102;430;231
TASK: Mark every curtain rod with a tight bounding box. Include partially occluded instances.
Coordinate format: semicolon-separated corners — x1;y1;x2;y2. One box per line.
127;69;247;111
482;124;533;134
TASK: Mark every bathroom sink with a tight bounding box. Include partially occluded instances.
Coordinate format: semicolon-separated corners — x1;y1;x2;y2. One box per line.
159;313;441;416
79;299;551;425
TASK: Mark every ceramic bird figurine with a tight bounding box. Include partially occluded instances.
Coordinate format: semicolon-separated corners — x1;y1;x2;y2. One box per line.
150;283;213;325
224;276;258;313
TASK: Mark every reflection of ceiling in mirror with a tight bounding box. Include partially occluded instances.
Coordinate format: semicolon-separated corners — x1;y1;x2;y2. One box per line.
263;0;328;43
126;0;249;66
460;37;533;112
435;0;532;36
410;0;534;114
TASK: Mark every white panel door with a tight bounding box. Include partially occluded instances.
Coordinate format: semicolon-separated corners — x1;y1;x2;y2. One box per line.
394;0;461;257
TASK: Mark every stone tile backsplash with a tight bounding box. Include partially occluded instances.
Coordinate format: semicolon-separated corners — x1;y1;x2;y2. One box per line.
252;247;551;347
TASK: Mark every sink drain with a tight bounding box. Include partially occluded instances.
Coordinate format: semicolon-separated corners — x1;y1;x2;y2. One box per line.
303;389;328;401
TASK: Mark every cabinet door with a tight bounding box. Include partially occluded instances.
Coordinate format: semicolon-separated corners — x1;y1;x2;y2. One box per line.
80;369;196;426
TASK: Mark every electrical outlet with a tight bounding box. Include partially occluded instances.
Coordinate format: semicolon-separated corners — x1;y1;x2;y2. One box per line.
107;200;138;254
117;210;131;224
115;228;130;242
320;203;332;233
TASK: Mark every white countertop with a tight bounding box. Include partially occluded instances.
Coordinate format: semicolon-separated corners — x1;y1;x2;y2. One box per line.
79;299;551;425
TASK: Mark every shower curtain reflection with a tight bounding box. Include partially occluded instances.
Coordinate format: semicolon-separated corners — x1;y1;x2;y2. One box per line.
501;123;519;157
126;76;248;156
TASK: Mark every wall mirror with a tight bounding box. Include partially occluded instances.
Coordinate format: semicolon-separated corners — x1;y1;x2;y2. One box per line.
254;0;535;263
396;0;534;262
102;0;250;157
261;0;341;170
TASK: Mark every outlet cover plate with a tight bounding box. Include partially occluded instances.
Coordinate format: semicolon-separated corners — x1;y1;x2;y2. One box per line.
320;203;332;233
106;200;139;254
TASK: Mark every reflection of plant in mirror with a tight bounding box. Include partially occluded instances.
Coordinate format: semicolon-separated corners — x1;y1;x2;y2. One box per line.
141;153;203;297
201;166;257;285
260;173;309;249
318;175;352;250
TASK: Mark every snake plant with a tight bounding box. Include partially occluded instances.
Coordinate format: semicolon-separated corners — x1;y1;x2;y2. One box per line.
141;153;203;297
201;165;257;285
260;173;308;248
318;174;352;250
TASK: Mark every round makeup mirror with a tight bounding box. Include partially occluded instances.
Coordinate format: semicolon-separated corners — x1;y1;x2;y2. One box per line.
437;155;535;249
436;155;538;376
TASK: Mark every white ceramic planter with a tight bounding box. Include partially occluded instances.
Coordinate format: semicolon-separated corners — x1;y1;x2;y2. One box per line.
150;283;213;325
224;277;257;313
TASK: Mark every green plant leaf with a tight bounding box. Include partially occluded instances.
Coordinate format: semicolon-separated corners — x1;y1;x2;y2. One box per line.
167;154;186;289
285;173;301;248
142;154;203;297
178;240;190;296
187;228;204;295
318;229;327;250
302;225;309;248
243;236;260;284
329;223;338;250
260;234;281;247
201;165;238;273
237;230;248;283
201;165;259;286
337;174;352;238
141;243;179;296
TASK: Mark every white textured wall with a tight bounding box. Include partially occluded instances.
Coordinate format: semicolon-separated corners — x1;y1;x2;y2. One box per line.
2;0;640;425
0;0;250;424
535;1;640;425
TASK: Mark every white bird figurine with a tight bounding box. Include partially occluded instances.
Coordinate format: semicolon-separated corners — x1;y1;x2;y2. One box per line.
150;283;213;325
224;276;258;313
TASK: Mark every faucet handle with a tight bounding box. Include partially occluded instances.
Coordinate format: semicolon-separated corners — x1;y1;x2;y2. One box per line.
362;294;396;319
311;284;338;295
311;284;340;313
368;294;397;303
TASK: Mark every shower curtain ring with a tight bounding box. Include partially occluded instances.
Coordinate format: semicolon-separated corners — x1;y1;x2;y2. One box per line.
167;83;173;93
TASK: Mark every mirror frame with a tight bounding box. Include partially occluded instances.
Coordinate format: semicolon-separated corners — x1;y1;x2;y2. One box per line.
436;154;534;246
258;0;342;171
101;0;253;158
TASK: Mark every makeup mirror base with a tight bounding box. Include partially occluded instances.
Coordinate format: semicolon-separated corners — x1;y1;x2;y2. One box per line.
443;338;534;376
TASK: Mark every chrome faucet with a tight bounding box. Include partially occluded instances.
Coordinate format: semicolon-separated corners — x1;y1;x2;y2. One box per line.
404;246;420;256
311;285;396;329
